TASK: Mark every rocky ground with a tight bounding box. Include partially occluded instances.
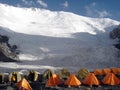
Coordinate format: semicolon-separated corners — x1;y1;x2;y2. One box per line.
1;82;120;90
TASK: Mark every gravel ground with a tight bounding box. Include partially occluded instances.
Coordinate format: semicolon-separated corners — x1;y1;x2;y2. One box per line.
1;82;120;90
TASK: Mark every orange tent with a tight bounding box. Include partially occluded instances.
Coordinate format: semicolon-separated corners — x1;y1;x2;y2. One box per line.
83;73;99;86
111;68;120;75
46;74;62;87
94;69;103;76
16;78;32;90
102;73;120;85
102;68;111;75
65;74;81;86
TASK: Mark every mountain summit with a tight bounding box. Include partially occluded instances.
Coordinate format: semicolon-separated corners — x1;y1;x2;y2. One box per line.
0;3;119;37
0;3;120;72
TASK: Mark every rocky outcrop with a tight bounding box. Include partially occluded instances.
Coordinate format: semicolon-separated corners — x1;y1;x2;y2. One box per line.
110;24;120;39
110;24;120;49
0;35;19;62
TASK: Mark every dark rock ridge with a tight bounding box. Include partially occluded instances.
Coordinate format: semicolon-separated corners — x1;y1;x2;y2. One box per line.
110;24;120;39
110;24;120;49
0;34;19;62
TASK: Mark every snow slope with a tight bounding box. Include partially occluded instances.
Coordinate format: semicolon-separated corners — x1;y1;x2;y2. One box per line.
0;3;120;72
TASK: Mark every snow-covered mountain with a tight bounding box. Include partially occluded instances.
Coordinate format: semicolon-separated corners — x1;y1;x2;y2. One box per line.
0;3;120;72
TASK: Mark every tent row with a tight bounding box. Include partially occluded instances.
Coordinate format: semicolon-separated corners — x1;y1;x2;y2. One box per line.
46;72;120;87
0;67;120;84
0;68;120;90
6;72;120;90
94;67;120;76
7;72;120;90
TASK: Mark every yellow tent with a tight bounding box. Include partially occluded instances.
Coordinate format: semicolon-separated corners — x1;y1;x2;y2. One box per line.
46;74;62;87
102;73;120;85
83;73;99;86
77;68;89;80
0;73;4;84
16;78;32;90
65;74;81;87
9;71;22;83
43;69;55;82
26;70;40;82
59;68;70;80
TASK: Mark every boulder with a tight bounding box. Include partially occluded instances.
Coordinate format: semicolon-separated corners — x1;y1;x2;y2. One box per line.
0;35;19;62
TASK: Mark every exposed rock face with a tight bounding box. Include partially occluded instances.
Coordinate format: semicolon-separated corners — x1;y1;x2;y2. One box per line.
110;24;120;49
0;35;19;62
110;24;120;39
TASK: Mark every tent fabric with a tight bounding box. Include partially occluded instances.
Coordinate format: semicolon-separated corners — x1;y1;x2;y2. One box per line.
111;68;120;75
102;73;120;85
27;70;39;82
0;73;4;84
65;74;81;86
59;68;70;80
16;78;32;90
102;68;111;75
11;75;16;82
43;69;55;81
83;73;99;86
9;72;22;83
94;69;103;76
77;68;89;79
46;74;62;87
